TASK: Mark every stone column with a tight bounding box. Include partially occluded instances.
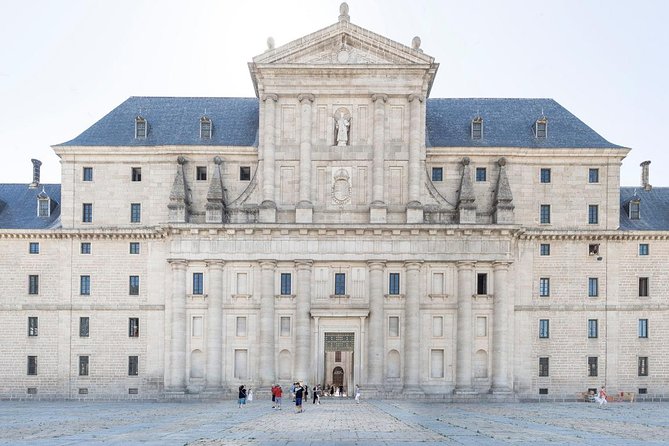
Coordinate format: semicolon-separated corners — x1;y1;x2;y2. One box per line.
297;94;314;223
367;260;385;386
492;261;512;393
403;261;423;392
206;260;224;390
260;93;278;222
258;260;277;386
407;94;424;223
455;261;475;393
371;94;387;223
295;260;313;382
168;259;188;391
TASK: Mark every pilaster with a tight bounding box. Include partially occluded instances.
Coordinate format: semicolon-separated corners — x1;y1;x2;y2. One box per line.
407;94;424;223
371;93;387;223
403;261;423;393
367;260;385;386
258;260;277;386
294;260;313;381
260;93;278;223
455;261;476;394
297;93;314;223
491;261;512;393
206;260;224;390
167;259;188;392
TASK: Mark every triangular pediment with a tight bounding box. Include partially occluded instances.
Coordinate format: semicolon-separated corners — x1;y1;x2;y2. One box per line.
252;20;434;66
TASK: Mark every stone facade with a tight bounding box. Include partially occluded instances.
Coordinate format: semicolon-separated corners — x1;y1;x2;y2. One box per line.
0;4;667;400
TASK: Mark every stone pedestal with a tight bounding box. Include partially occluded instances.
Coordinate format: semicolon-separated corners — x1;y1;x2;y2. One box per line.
406;201;423;224
370;203;387;224
259;201;276;223
296;201;313;224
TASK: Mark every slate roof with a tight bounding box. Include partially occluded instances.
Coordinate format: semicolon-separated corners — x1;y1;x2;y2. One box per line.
57;97;621;150
0;184;61;229
620;187;669;231
57;97;259;147
426;98;623;149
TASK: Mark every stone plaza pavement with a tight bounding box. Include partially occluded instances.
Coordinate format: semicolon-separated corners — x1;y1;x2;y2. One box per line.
1;397;668;445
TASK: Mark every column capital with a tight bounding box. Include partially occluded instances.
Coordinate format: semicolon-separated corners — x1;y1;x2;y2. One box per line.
262;93;278;102
367;260;386;270
456;260;476;270
168;259;188;270
371;93;388;103
493;261;512;271
404;260;424;271
295;259;314;270
206;259;225;270
258;259;277;270
297;93;315;103
408;93;425;103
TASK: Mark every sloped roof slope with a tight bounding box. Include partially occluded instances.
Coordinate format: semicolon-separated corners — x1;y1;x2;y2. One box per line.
426;98;623;149
620;187;669;231
0;184;61;229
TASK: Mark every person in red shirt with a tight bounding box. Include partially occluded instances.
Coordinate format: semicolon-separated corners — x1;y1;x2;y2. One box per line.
273;385;283;410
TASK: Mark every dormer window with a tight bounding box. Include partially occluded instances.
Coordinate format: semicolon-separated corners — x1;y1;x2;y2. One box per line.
535;117;548;138
630;198;640;220
200;117;212;139
471;117;483;139
135;116;147;139
37;189;50;218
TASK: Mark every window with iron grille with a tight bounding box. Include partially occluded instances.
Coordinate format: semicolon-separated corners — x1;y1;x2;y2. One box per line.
79;317;89;337
638;357;648;376
588;319;598;338
539;357;549;377
129;318;140;337
28;317;38;336
79;356;89;376
588;357;598;377
540;204;551;224
128;356;139;376
27;356;37;375
29;275;39;295
80;275;90;295
82;203;93;223
539;319;549;338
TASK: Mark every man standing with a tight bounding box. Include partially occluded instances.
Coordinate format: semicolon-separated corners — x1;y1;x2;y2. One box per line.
295;383;304;413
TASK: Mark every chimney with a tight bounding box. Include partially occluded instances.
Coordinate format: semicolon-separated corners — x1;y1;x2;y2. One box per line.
640;160;652;191
29;159;42;189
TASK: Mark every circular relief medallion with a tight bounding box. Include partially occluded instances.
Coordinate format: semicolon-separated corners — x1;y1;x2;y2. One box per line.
337;50;350;63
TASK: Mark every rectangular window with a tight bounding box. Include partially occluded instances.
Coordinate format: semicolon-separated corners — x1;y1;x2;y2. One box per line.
539;357;549;377
130;203;141;223
432;316;443;337
27;356;37;375
589;168;599;183
630;201;640;220
431;167;443;182
236;316;247;337
192;273;204;295
540;243;550;256
539;278;550;297
79;317;89;337
540;204;551;224
430;349;445;378
80;275;90;295
280;316;291;337
28;275;39;295
388;316;400;337
639;277;649;297
29;242;39;254
79;356;89;376
129;318;139;337
475;167;487;182
334;273;346;295
131;167;142;182
471;120;482;139
83;167;93;182
129;275;140;295
588;319;598;338
240;166;251;181
588;205;599;224
80;242;91;254
389;273;400;295
638;357;648;376
38;199;49;217
535;120;547;138
588;277;599;297
335;351;342;362
476;273;488;295
280;273;292;295
28;317;38;336
540;168;551;183
129;242;140;254
639;244;649;256
589;244;600;256
82;203;93;223
588;356;598;377
128;356;139;376
539;319;550;338
639;319;649;338
196;166;207;181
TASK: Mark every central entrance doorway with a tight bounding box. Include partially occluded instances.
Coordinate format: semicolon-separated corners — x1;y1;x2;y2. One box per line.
323;332;354;397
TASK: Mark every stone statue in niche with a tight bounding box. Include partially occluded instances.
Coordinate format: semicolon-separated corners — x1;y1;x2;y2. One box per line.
334;108;351;146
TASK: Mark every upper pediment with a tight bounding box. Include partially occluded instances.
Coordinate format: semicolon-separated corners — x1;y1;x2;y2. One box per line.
251;6;434;67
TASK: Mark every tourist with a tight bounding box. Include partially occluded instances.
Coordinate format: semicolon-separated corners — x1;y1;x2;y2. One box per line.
355;384;361;403
313;384;321;404
271;385;276;408
595;386;608;407
274;385;283;410
295;383;304;413
238;385;247;408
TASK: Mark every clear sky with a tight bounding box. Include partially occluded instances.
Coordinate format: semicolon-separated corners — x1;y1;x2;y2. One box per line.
1;0;667;186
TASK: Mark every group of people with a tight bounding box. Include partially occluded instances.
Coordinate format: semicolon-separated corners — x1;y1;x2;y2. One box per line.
238;382;361;411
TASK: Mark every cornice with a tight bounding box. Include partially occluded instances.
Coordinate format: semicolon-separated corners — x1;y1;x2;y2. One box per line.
517;230;669;241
